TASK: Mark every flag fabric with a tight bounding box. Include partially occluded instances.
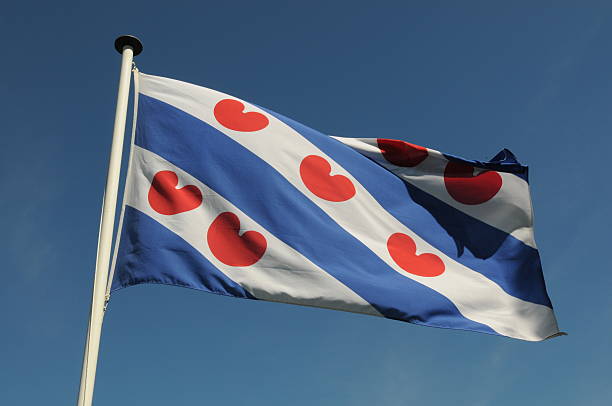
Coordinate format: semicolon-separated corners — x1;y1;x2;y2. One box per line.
109;72;560;341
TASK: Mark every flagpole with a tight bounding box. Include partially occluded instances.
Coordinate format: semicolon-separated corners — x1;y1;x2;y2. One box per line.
77;35;143;406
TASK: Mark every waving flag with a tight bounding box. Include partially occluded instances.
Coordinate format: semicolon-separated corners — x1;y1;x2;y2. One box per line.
109;72;560;341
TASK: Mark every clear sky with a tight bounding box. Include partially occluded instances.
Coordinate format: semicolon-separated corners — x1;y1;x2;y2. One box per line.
2;1;611;405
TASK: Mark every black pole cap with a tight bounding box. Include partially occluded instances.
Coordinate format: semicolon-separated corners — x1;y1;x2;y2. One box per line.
114;35;143;56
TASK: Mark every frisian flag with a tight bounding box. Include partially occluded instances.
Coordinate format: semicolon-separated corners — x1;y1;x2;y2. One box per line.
108;72;560;341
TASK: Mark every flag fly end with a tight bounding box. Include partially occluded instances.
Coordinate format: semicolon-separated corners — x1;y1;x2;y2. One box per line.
545;331;568;340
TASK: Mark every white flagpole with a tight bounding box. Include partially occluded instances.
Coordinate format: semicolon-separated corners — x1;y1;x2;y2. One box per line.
77;35;143;406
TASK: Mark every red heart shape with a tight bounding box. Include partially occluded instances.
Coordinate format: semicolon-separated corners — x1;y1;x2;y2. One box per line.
444;161;502;205
148;171;203;215
207;212;267;267
213;99;269;132
387;233;445;277
377;138;428;167
299;155;356;202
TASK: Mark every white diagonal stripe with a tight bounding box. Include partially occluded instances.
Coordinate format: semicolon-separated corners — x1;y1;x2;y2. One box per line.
332;137;536;248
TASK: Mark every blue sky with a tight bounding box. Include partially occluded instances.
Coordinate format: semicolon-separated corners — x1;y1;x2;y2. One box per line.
1;1;611;405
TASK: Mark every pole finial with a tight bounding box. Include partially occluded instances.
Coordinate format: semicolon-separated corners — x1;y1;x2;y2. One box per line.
114;35;143;56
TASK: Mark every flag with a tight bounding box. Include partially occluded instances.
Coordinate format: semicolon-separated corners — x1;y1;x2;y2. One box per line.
109;72;560;341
